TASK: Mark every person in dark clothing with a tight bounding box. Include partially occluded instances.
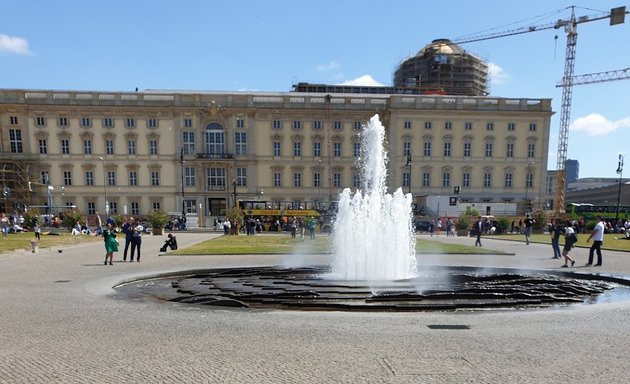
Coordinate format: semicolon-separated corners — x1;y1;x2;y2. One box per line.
121;217;135;262
551;218;564;259
474;217;483;247
160;234;178;252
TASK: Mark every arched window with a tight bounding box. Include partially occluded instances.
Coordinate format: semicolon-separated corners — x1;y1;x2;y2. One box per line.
204;123;225;156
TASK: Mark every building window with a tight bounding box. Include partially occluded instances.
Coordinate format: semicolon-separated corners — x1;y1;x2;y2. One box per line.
59;117;68;127
107;170;116;186
149;140;158;155
313;172;321;187
505;172;513;187
333;142;342;157
508;122;516;131
423;141;431;157
462;172;470;188
424;121;432;129
484;172;492;187
273;141;281;157
486;122;494;131
402;172;410;188
235;132;247;155
403;142;411;157
147;118;158;128
151;171;160;186
463;142;471;157
312;120;322;130
103;117;114;127
293;172;302;187
353;142;361;157
236;117;244;128
444;122;452;130
126;118;135;128
313;141;321;157
60;139;70;155
272;120;282;129
273;172;282;187
87;202;96;215
7;129;22;153
526;172;534;188
352;172;360;188
182;132;195;155
131;202;140;216
63;171;72;186
464;122;473;130
442;172;451;187
506;142;514;158
183;167;195;187
129;171;138;186
443;142;451;157
485;143;493;157
127;139;136;155
293;142;301;157
292;120;302;129
105;139;114;155
9;116;18;125
80;117;91;127
236;167;247;187
38;139;47;154
85;171;94;186
529;123;537;131
204;123;225;155
206;168;225;191
109;202;118;214
422;172;430;187
152;201;161;211
527;143;535;158
35;116;46;127
353;121;362;131
333;121;342;130
184;118;193;127
83;139;92;155
333;172;341;187
404;121;412;129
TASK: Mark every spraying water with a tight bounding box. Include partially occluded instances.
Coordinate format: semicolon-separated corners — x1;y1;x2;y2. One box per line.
330;114;417;281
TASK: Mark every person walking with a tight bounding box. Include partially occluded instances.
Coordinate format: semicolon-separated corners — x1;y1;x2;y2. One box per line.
586;216;605;266
33;222;41;241
121;217;134;262
308;218;316;240
474;216;483;247
103;223;118;266
129;220;144;262
523;214;535;245
561;220;577;268
551;218;563;259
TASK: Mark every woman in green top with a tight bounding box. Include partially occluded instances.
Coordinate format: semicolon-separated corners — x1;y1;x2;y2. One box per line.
103;223;118;265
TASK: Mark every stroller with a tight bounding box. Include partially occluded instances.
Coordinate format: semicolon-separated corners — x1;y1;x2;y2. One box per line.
160;234;178;252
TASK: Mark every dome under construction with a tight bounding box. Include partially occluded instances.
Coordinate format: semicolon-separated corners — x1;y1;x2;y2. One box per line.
393;39;488;96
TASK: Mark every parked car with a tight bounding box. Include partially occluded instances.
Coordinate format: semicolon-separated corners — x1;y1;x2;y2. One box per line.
414;220;431;232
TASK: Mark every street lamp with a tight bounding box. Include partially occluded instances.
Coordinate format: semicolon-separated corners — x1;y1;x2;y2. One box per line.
232;179;237;208
98;157;109;216
317;159;322;208
405;154;412;195
616;154;624;220
180;147;185;217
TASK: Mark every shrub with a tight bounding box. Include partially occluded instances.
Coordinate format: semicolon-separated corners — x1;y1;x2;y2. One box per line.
146;209;170;229
61;209;84;230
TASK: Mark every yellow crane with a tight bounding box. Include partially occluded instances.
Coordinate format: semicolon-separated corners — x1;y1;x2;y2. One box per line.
454;6;628;215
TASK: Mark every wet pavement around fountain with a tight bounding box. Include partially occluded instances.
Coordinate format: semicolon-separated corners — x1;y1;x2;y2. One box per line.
1;231;629;383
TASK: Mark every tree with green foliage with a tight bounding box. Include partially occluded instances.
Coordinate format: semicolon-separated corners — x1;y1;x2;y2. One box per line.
61;209;84;230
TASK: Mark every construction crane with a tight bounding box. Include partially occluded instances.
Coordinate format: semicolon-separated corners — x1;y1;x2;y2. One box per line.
559;67;630;86
454;5;628;214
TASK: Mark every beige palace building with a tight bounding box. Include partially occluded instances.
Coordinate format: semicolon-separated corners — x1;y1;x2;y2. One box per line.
0;88;552;226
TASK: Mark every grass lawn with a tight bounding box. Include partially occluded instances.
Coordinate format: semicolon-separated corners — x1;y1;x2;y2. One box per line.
170;233;504;255
486;233;630;252
0;231;101;253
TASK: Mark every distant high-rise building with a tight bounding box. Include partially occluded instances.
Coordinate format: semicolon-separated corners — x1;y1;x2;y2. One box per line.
565;159;579;185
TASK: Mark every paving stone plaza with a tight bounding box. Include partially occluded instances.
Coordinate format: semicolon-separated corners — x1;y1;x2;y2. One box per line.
1;232;629;383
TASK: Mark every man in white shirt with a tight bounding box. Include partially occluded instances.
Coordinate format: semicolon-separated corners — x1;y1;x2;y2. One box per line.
129;222;144;262
586;216;605;266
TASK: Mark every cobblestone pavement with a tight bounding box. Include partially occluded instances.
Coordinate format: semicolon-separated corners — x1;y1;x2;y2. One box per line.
1;231;629;383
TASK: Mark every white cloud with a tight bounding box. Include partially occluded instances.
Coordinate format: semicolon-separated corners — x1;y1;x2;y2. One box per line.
488;62;509;85
337;75;384;87
316;61;340;71
0;34;31;55
571;113;630;136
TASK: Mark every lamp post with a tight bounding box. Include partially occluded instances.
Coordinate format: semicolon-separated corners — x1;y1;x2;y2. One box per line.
232;179;237;208
180;147;185;217
98;157;109;216
616;154;624;220
405;153;412;195
317;159;322;208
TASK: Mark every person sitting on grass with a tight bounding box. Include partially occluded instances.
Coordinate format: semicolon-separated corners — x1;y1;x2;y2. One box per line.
160;234;178;252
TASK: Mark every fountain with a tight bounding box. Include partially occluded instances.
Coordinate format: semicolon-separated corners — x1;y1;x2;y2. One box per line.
331;114;417;281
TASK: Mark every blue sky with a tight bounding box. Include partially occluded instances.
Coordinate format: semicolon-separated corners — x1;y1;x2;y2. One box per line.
2;0;629;178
